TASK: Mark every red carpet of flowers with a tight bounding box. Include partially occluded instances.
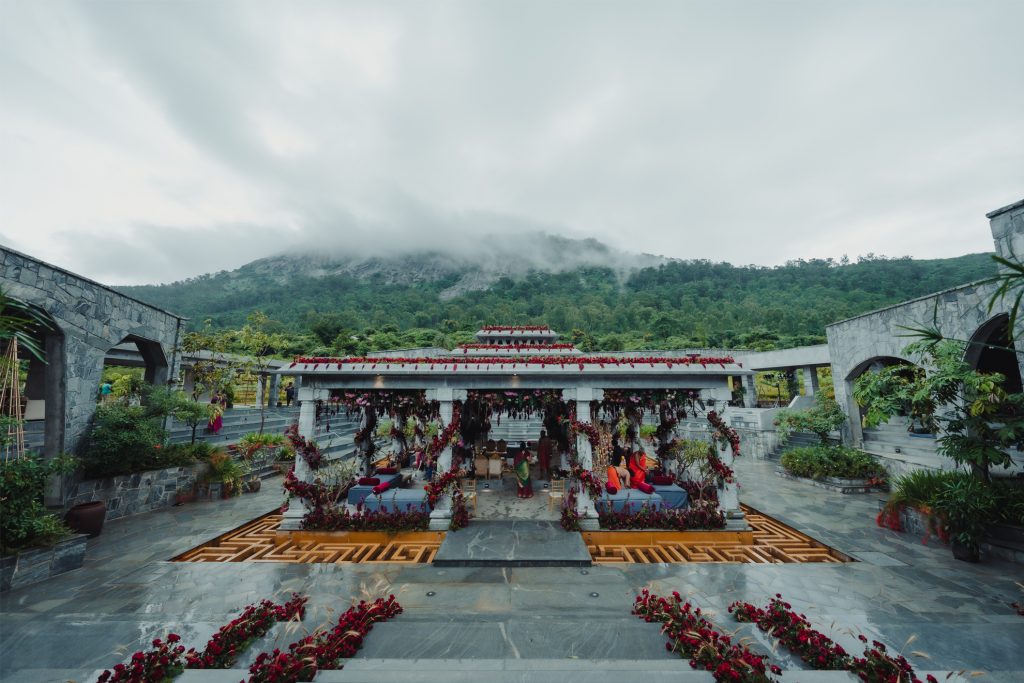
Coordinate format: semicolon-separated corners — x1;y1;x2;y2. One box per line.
633;589;778;682
598;499;725;531
248;595;403;682
729;594;937;683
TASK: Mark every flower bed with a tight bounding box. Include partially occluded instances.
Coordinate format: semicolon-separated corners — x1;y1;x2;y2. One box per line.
97;593;308;682
729;594;937;683
633;589;777;682
597;500;726;531
249;595;403;682
290;354;737;368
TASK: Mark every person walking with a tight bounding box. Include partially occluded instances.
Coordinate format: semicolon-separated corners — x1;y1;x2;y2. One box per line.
536;429;553;480
284;383;295;407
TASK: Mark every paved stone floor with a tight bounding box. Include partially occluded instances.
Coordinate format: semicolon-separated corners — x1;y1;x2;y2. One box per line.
2;459;1023;682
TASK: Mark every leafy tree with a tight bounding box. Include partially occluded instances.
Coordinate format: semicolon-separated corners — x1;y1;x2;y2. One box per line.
236;311;286;433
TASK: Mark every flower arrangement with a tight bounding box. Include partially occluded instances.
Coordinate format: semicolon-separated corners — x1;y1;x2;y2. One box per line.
560;486;582;531
425;404;461;459
96;635;186;682
284;424;323;470
185;594;307;669
729;594;937;683
479;325;553;332
706;410;741;457
633;589;778;682
458;343;576;352
301;503;431;533
598;499;725;531
248;595;403;682
467;389;561;420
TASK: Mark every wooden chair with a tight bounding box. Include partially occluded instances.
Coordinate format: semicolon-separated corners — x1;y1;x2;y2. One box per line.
487;457;503;480
496;439;507;457
547;479;566;513
474;457;488;479
461;479;478;515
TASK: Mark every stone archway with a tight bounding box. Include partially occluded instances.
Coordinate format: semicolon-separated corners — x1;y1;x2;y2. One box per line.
841;355;918;446
965;313;1023;393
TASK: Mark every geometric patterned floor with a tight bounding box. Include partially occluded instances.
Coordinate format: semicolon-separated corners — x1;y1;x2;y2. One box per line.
585;504;854;564
173;514;443;564
174;503;851;565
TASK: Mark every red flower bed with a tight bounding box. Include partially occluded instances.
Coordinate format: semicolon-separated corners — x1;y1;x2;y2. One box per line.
479;325;552;332
633;589;778;682
457;343;576;352
598;499;725;531
186;594;308;669
248;595;403;682
97;594;309;682
729;594;937;683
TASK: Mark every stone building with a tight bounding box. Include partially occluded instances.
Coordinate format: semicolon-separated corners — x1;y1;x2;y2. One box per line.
1;247;185;502
827;198;1024;476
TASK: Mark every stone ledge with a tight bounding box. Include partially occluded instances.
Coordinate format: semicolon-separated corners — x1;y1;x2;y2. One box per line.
775;468;886;494
0;533;87;592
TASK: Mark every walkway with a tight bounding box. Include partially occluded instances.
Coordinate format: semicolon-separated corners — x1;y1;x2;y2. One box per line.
1;459;1023;681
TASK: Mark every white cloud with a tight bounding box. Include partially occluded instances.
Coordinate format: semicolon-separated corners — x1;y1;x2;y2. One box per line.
1;0;1022;284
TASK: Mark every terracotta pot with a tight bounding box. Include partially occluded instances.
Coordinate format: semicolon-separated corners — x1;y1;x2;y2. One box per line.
64;501;107;538
175;491;198;505
222;481;235;499
245;479;262;493
951;539;979;562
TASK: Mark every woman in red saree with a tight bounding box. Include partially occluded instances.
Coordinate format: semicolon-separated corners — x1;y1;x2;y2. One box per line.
627;450;648;488
536;430;553;480
207;392;224;434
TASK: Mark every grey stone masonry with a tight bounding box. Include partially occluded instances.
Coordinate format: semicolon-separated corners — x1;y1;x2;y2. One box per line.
988;197;1024;263
0;533;87;592
1;247;185;500
64;465;198;521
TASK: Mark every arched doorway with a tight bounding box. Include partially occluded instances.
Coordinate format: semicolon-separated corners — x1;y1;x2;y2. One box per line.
965;314;1023;393
842;355;919;445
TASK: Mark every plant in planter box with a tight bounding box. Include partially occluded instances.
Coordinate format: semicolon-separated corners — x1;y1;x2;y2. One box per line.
207;452;249;498
0;451;77;553
774;396;845;445
932;475;997;561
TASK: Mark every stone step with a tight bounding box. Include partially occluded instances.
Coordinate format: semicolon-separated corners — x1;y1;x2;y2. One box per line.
316;659;716;683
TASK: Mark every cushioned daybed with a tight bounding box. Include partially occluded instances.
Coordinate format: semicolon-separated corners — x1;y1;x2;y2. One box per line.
359;488;430;513
595;488;663;514
347;473;403;506
649;483;689;509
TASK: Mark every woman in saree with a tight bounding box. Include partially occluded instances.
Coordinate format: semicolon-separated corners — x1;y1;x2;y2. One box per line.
206;391;224;434
514;441;533;498
627;449;648;488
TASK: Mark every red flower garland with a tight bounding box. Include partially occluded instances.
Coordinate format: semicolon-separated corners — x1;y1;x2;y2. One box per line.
185;594;308;669
457;343;577;352
479;325;552;332
706;410;741;457
633;590;778;682
248;595;403;682
284;423;323;470
290;354;736;368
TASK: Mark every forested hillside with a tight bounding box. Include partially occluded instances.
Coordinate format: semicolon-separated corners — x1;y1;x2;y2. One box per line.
119;250;996;354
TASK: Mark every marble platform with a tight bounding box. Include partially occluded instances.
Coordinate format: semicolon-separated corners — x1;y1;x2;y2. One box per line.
433;520;591;567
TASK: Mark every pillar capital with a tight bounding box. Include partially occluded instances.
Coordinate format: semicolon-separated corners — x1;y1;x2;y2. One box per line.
561;387;604;403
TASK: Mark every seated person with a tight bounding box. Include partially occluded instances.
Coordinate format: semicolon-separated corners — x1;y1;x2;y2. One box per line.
627;450;648;488
607;449;631;490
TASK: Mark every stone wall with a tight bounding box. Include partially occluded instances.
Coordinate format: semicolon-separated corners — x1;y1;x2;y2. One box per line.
64;465;198;521
1;247;185;503
988;198;1024;262
0;534;88;592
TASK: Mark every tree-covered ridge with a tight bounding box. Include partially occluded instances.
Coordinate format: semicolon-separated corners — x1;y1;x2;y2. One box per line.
118;252;996;354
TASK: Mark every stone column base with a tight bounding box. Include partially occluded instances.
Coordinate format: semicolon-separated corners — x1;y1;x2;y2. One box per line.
279;506;305;531
724;509;750;532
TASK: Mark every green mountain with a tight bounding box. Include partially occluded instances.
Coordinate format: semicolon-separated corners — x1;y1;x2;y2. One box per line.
118;237;997;353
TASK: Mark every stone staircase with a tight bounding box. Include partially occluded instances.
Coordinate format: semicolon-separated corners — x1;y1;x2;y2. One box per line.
860;420;940;463
167;406;302;447
767;431;824;460
488;417;545;448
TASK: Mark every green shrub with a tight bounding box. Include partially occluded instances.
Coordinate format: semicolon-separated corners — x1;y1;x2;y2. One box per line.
780;446;885;480
1;453;76;553
992;479;1024;526
774;396;845;445
83;404;168;478
239;432;286;449
932;475;998;551
887;469;966;510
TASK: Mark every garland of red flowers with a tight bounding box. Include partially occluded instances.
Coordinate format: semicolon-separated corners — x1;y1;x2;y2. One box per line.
424;467;470;530
290;354;736;369
467;389;562;420
248;595;403;682
707;410;741;457
730;595;938;683
633;590;779;682
185;594;307;670
458;343;576;352
97;635;186;682
426;404;461;458
479;325;552;332
97;595;309;682
284;423;323;470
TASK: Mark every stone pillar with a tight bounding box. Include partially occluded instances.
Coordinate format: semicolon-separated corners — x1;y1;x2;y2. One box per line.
742;374;758;408
268;373;281;408
425;387;466;531
562;387;603;531
802;366;819;397
715;414;747;530
280;385;317;531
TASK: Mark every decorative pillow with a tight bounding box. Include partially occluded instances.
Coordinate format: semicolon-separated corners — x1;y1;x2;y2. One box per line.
606;466;622;490
359;477;380;486
376;467;398;475
651;474;674;486
605;482;619;495
372;483;389;495
636;482;655;495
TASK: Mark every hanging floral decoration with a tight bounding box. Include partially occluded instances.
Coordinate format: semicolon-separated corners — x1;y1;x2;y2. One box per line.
467;389;562;421
479;325;553;332
426;403;461;459
290;354;736;369
285;423;324;470
457;343;577;352
335;390;435;420
707;410;741;457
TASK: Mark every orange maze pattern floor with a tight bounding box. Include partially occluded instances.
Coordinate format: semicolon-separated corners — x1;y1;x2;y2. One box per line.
173;514;443;564
585;504;853;564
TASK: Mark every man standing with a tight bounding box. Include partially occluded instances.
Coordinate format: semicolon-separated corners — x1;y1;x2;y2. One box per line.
536;429;553;480
284;383;295;407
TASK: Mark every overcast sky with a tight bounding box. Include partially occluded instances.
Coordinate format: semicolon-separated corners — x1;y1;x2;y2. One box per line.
1;1;1022;285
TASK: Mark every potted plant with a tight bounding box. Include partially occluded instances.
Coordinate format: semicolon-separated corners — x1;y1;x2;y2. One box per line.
175;483;198;505
273;444;295;475
932;475;997;562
